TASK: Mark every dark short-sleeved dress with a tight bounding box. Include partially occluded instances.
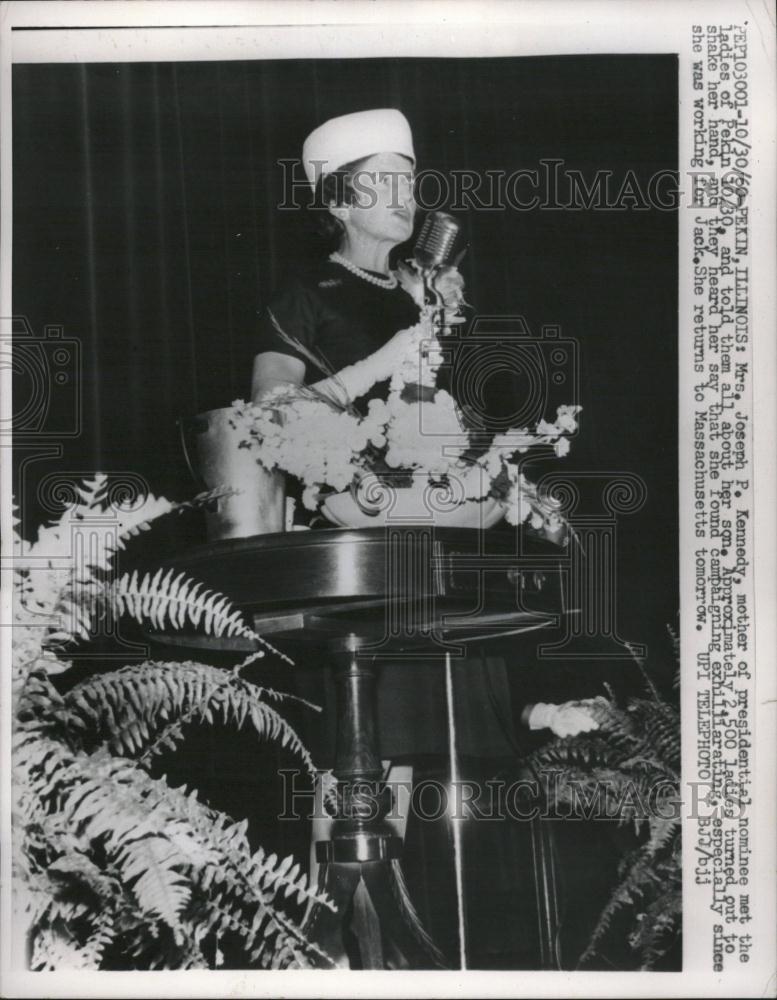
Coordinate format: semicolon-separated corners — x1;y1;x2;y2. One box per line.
256;258;518;765
256;259;419;407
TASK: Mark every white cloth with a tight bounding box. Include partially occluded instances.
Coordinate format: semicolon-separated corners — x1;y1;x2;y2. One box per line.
302;108;415;187
527;700;602;738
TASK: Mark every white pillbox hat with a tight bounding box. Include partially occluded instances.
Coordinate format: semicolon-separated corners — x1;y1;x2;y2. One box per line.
302;108;415;188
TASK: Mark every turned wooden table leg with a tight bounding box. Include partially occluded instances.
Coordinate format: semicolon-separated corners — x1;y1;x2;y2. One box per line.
303;646;446;970
320;650;399;865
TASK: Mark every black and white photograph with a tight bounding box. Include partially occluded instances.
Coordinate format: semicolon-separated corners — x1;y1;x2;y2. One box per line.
1;2;774;997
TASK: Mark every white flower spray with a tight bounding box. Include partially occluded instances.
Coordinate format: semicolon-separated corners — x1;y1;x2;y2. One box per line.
234;268;581;531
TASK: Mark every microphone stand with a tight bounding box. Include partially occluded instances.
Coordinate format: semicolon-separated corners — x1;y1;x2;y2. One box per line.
422;268;448;340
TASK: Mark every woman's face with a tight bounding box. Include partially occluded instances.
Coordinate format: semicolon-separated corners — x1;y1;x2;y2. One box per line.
338;152;416;247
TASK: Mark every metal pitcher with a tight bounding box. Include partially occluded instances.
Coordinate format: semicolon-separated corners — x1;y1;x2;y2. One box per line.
179;406;285;541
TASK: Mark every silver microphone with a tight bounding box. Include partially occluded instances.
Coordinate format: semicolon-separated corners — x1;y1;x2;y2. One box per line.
413;211;461;269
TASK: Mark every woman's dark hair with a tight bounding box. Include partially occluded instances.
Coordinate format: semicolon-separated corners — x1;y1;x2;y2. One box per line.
308;155;374;248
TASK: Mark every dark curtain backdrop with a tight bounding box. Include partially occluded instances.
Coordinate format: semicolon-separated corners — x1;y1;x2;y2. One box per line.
13;53;678;660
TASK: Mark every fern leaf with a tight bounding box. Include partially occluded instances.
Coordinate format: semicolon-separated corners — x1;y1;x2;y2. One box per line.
116;834;190;940
31;925;93;971
111;570;255;642
577;832;677;968
62;661;319;779
74;474;109;509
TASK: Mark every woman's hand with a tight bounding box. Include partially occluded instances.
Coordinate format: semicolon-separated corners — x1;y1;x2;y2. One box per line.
311;324;426;402
254;324;428;409
395;260;426;308
434;265;466;312
396;261;467;321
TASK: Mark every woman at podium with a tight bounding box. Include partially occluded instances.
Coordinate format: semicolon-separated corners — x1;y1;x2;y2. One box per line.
250;107;519;766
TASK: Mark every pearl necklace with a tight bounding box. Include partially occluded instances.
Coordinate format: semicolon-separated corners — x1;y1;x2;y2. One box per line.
329;252;398;290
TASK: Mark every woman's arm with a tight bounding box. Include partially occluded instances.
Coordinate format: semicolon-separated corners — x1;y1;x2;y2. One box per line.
305;325;426;402
253;325;426;407
250;351;305;403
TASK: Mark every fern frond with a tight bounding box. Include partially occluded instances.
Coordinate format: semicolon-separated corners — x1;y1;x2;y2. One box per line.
62;661;318;777
17;728;333;967
630;881;682;969
19;854;120;971
643;815;680;864
115;834;190;941
109;570;293;665
518;664;682;971
583;697;681;778
138;775;336;967
112;487;229;550
79;912;117;968
176;801;335;915
74;474;109;509
627;699;681;772
13;668;68;739
19;740;198;938
577;821;680;968
31;925;94;971
523;734;628;773
46;852;120;906
111;569;246;638
13;477;323;970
